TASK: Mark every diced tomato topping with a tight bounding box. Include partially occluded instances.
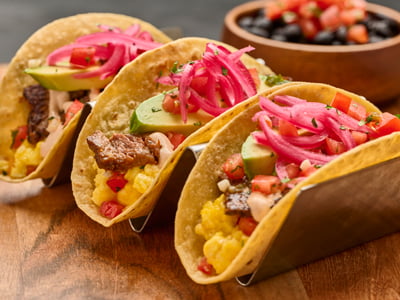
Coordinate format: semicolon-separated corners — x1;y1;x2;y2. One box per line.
69;47;96;68
299;18;319;39
340;8;365;26
248;68;261;88
286;162;301;179
279;119;299;136
166;132;186;150
106;172;128;193
162;91;181;114
351;130;369;145
64;99;84;125
265;1;286;20
251;175;285;195
320;5;341;30
347;24;368;44
222;153;245;180
197;257;214;275
190;76;208;95
325;137;346;154
99;200;125;219
331;92;352;113
238;217;258;236
374;112;400;137
11;125;28;150
299;165;318;176
347;101;367;121
299;1;321;19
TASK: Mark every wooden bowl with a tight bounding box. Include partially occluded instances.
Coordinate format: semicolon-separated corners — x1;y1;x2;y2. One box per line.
221;1;400;104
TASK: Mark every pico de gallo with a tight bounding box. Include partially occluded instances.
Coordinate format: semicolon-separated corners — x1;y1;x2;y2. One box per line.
5;24;163;179
87;43;280;220
238;0;400;45
195;91;400;275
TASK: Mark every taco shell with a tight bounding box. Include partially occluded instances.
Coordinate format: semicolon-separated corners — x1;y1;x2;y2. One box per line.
0;13;171;183
71;37;280;227
174;82;400;284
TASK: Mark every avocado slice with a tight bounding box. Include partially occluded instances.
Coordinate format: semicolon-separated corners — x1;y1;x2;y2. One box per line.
130;90;213;135
241;133;276;179
25;65;113;91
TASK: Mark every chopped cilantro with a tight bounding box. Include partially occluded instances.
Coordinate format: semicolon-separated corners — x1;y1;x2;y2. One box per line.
171;61;183;74
339;125;347;130
281;177;290;183
262;74;291;86
311;118;318;128
151;107;162;113
221;67;228;76
193;121;202;126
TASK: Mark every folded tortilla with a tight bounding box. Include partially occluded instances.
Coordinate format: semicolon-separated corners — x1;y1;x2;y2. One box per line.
0;13;171;183
71;37;281;227
174;82;400;284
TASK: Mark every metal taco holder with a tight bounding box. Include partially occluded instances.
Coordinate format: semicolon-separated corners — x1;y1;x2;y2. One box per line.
130;142;400;285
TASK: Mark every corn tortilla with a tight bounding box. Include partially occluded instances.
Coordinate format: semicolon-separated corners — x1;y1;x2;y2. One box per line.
0;13;171;183
71;37;279;227
174;82;400;284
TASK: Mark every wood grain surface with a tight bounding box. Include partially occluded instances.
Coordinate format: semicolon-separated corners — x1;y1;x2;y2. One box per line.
1;64;400;300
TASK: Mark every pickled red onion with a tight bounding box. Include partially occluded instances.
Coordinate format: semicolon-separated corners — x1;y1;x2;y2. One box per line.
46;24;162;79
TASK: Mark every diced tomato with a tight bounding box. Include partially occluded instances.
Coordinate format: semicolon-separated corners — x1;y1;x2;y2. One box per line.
279;119;298;136
166;132;186;150
286;162;301;179
238;217;258;236
374;112;400;136
299;1;321;19
325;137;346;154
222;153;245;180
11;125;28;150
299;18;319;39
340;8;365;26
69;47;96;68
347;24;368;44
265;1;286;20
162;91;181;114
347;101;367;121
197;257;214;275
248;68;261;88
190;76;208;95
106;172;128;193
251;175;284;195
64;99;84;125
99;200;125;219
319;5;341;30
351;131;369;145
331;92;352;113
345;0;366;10
299;165;318;177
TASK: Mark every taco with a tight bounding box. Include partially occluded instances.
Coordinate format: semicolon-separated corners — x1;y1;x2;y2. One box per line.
174;82;400;284
71;37;287;227
0;13;171;182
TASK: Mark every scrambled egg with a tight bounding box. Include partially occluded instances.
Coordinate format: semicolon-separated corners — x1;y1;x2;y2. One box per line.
195;194;248;274
92;164;160;207
9;140;43;178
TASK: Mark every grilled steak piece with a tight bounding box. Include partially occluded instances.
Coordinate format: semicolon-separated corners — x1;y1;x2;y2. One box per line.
87;130;161;173
68;90;90;103
225;191;251;217
23;84;50;144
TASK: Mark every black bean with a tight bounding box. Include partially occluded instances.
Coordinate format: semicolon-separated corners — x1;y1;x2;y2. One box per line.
281;24;303;42
238;16;254;29
248;26;270;38
369;20;396;37
335;26;348;43
253;16;273;31
313;30;335;45
270;34;287;42
369;34;384;43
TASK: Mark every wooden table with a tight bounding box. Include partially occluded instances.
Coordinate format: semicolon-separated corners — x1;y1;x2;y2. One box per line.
1;65;400;300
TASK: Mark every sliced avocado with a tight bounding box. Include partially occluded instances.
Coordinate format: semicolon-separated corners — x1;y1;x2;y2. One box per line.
241;133;276;179
130;90;213;135
25;65;113;91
